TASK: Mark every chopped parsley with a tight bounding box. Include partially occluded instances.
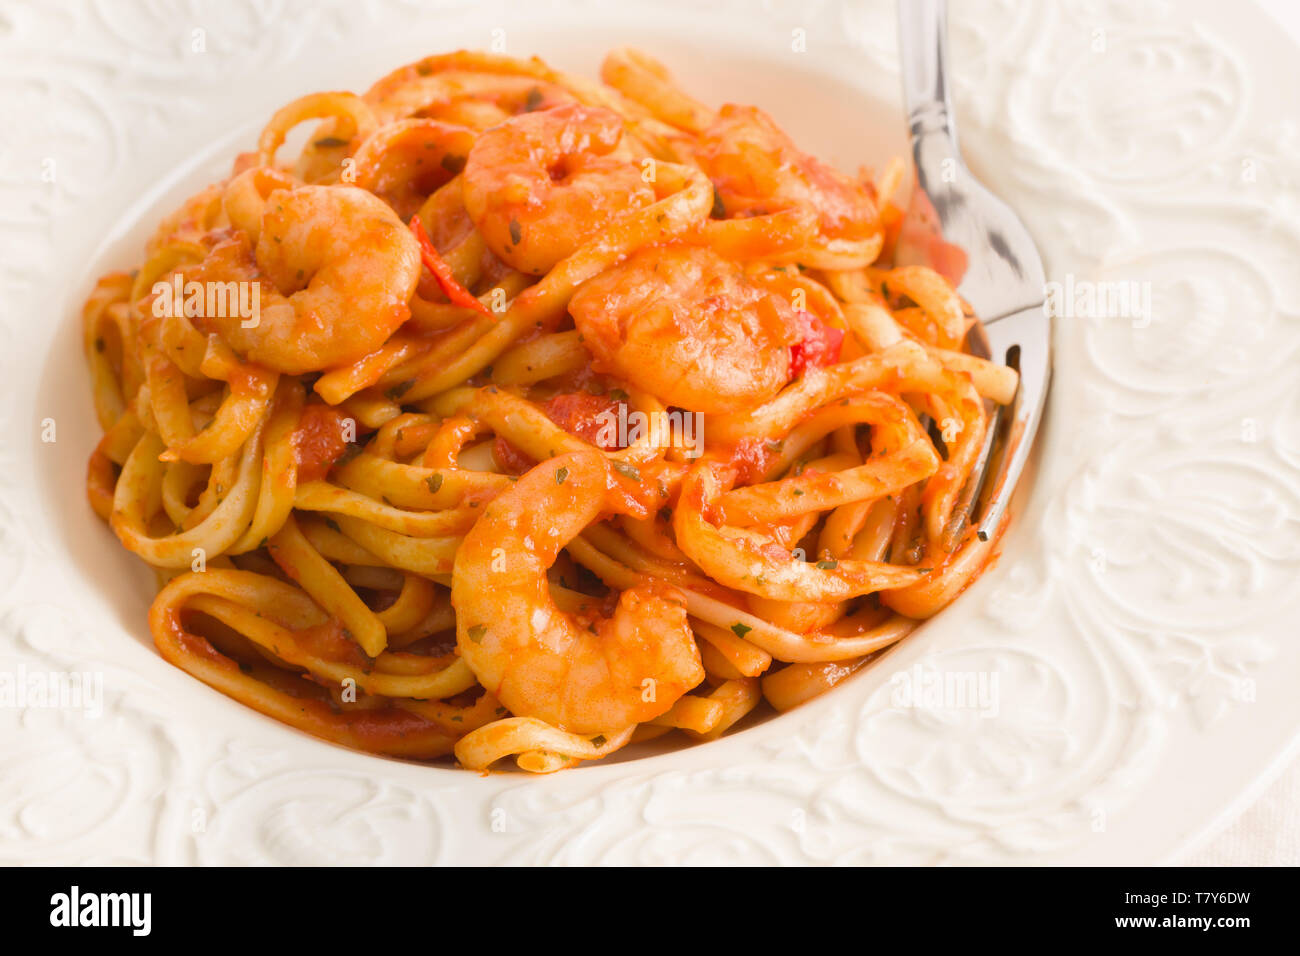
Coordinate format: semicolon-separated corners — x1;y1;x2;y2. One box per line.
335;442;364;467
385;379;415;401
611;461;641;482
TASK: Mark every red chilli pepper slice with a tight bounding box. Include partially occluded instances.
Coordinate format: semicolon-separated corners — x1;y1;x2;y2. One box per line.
408;215;492;316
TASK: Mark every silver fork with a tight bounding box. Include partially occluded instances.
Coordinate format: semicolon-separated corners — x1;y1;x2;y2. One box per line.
897;0;1051;543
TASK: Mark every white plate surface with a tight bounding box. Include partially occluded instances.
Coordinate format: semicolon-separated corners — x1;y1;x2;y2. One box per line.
2;0;1299;864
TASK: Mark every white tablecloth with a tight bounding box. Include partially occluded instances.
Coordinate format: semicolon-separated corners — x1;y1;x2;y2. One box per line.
1186;759;1300;864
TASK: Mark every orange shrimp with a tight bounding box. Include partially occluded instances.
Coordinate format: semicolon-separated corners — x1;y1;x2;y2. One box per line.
696;104;882;265
461;103;655;275
451;450;704;733
567;242;798;413
364;52;577;126
350;119;476;221
192;184;420;374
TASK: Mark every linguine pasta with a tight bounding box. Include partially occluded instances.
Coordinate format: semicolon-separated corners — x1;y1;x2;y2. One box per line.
82;49;1016;772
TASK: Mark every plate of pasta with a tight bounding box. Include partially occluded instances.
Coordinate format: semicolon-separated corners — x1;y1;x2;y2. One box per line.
83;42;1023;772
8;0;1300;865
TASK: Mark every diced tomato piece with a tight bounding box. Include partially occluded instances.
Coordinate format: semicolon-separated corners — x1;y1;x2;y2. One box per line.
789;311;844;379
728;437;775;485
925;238;969;288
294;403;350;482
893;186;969;286
492;391;623;474
541;391;622;449
491;436;535;475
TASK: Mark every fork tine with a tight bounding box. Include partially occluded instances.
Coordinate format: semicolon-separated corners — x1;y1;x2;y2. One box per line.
966;305;1051;540
940;400;997;550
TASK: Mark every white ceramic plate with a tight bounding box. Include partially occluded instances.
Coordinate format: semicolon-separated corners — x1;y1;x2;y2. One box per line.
3;0;1299;865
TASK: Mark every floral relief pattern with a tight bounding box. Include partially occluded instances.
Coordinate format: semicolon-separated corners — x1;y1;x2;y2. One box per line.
1;0;1299;865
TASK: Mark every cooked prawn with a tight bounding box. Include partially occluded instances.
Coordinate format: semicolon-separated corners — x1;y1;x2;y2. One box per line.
567;242;797;413
697;104;881;262
350;118;476;221
221;166;299;242
451;450;704;734
461;103;655;275
364;52;577;126
192;184;420;374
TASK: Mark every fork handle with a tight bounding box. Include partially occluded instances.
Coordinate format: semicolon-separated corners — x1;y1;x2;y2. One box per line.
898;0;961;153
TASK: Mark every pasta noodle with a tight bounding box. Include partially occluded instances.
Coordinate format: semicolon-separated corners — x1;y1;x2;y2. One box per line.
82;48;1016;772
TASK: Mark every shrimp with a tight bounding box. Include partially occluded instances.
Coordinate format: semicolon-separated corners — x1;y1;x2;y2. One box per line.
350;119;477;221
191;184;420;375
221;166;299;242
567;242;798;413
451;450;704;734
364;52;577;126
696;104;881;258
461;103;655;275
